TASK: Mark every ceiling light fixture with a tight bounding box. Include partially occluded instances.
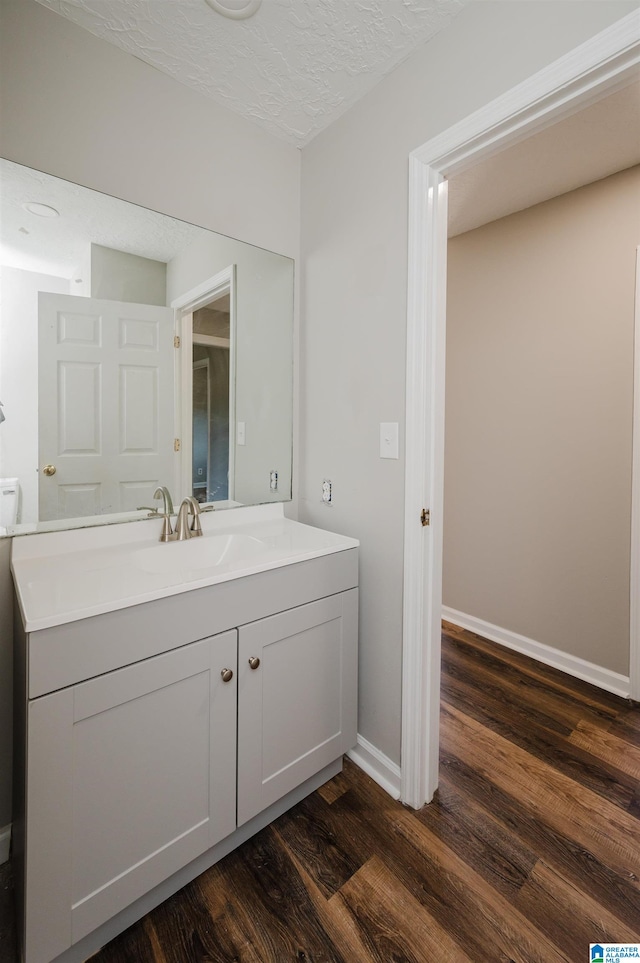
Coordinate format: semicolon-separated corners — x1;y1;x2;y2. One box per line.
22;202;59;218
204;0;262;20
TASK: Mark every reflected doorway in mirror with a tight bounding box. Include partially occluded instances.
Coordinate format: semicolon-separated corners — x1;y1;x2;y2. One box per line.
173;265;236;509
192;291;232;502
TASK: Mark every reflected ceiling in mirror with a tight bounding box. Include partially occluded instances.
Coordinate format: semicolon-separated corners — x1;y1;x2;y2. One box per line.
0;159;294;537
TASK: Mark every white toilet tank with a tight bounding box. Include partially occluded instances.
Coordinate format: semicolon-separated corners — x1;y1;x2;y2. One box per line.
0;477;19;528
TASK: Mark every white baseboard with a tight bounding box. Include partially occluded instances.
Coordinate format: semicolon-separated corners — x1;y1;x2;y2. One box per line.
442;606;631;699
0;824;11;864
347;734;401;800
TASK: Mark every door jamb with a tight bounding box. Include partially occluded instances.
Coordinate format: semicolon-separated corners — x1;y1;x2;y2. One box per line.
171;266;237;504
631;247;640;702
401;11;640;808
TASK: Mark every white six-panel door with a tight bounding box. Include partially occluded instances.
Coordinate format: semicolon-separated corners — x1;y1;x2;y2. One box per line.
38;292;174;521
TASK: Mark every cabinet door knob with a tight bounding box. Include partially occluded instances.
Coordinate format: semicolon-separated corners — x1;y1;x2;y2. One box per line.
220;668;233;682
248;657;260;670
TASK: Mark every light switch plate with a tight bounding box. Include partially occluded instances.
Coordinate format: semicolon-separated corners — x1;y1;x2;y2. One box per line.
380;422;399;459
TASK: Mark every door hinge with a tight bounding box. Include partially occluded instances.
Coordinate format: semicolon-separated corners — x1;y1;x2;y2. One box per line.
174;438;181;452
174;335;181;348
421;508;430;527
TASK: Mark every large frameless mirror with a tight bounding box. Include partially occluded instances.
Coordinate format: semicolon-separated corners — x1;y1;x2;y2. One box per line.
0;159;294;536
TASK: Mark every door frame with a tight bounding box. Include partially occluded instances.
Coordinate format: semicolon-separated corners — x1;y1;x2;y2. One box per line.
401;11;640;808
171;265;236;504
631;247;640;702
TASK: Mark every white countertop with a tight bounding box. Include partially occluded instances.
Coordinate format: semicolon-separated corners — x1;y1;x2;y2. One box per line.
12;505;359;632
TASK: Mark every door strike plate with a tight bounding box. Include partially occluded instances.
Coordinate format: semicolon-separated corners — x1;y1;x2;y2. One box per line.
421;508;430;527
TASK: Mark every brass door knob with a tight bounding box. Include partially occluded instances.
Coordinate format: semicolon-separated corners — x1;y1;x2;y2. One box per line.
220;668;233;683
248;657;260;670
42;464;57;476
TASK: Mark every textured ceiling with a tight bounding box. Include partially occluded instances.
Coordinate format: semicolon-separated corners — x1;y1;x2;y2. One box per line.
34;0;469;147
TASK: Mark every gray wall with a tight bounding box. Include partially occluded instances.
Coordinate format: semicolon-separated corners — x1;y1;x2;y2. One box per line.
444;167;640;676
91;245;167;306
298;0;639;766
0;0;300;838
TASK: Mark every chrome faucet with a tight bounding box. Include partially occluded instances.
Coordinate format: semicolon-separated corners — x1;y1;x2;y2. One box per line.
137;487;176;541
174;496;203;540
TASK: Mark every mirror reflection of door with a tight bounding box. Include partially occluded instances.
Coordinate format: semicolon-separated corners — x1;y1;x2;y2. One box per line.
191;295;230;503
38;292;174;521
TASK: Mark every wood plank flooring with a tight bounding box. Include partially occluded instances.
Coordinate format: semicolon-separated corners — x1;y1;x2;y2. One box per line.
0;860;14;963
3;623;640;962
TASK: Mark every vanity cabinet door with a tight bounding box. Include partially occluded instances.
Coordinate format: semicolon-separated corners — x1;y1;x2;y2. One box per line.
24;630;237;963
237;589;358;826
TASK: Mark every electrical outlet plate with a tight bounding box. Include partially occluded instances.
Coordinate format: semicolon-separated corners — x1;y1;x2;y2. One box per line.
322;479;332;504
270;470;278;492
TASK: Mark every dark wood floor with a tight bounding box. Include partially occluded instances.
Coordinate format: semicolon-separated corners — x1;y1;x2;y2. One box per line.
3;624;640;962
0;860;14;963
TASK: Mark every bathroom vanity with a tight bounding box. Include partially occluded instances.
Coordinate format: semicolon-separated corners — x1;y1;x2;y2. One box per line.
12;506;358;963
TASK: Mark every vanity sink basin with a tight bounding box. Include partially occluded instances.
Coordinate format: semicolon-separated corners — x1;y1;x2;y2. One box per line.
11;504;360;631
134;533;268;575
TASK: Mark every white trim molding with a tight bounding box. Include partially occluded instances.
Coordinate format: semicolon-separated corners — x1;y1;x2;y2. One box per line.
401;162;448;811
443;607;631;700
0;824;11;864
402;10;640;807
170;267;235;313
347;735;401;801
631;247;640;702
412;10;640;176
